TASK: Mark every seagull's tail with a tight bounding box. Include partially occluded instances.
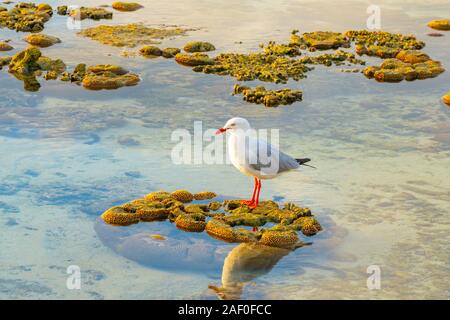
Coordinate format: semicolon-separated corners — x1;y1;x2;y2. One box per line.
295;158;316;169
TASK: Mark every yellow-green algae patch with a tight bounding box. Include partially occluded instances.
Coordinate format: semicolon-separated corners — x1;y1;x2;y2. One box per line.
24;34;61;48
162;47;181;58
175;52;214;66
427;19;450;31
363;58;444;82
302;31;350;50
194;191;217;200
232;84;303;108
78;23;191;48
100;190;322;249
139;45;162;57
0;41;13;51
112;2;143;12
183;41;216;53
0;2;53;32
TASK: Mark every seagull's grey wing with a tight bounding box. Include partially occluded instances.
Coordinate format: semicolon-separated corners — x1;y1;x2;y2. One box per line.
246;136;299;174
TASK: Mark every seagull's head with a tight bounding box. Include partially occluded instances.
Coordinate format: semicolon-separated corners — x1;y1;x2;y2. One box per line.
215;117;250;135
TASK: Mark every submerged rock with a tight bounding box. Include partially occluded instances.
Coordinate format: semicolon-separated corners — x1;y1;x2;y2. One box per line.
363;58;445;82
112;2;143;12
162;47;181;58
345;30;425;50
427;19;450;31
302;31;350;50
233;84;303;107
0;3;53;32
24;34;61;48
56;5;67;15
82;64;140;90
183;41;216;53
175;52;215;66
263;41;301;56
8;46;41;75
68;7;113;20
0;41;13;51
78;23;191;47
0;55;11;70
139;45;162;57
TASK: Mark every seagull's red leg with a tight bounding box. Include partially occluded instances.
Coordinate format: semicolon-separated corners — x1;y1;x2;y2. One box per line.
241;177;257;206
248;179;261;209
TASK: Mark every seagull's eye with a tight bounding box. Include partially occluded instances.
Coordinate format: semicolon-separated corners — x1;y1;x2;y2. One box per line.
230;123;236;127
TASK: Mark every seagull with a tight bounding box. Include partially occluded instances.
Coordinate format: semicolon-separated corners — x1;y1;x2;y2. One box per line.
216;117;314;209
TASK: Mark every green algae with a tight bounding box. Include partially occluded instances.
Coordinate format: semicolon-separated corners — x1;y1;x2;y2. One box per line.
24;34;61;48
82;64;140;90
302;31;350;50
78;23;191;48
183;41;216;53
162;47;181;58
68;7;112;21
100;190;322;248
263;41;301;56
139;45;163;57
363;58;444;82
56;5;67;15
175;52;215;66
232;84;303;108
0;2;53;32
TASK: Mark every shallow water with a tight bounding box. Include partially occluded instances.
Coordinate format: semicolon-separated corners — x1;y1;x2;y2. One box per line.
1;0;449;299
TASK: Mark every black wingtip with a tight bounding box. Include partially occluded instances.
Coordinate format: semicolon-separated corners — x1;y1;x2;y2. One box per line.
296;158;316;169
295;158;311;165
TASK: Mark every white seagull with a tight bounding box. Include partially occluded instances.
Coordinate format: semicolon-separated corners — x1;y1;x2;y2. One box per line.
215;117;314;209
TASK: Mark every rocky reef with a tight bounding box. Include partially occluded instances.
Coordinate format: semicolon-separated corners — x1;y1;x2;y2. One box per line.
427;19;450;31
112;2;143;12
139;45;163;57
0;40;13;51
0;2;53;32
363;54;444;82
1;46;140;91
24;34;61;47
67;7;113;21
302;31;350;50
232;84;303;107
183;41;216;53
81;65;140;90
78;23;191;47
100;190;322;249
162;47;181;58
175;52;215;66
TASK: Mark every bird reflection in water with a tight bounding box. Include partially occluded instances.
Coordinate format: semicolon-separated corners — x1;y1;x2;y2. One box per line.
208;242;309;300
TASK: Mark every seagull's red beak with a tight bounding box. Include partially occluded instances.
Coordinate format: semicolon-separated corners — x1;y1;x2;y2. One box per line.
215;128;227;135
